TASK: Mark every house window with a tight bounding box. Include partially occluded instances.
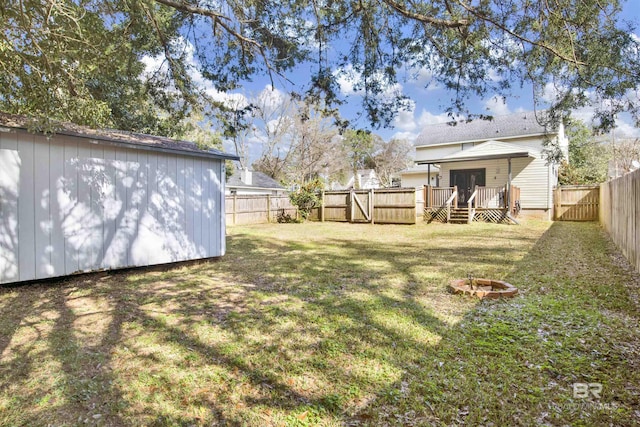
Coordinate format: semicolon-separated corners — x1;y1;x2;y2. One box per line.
461;142;474;151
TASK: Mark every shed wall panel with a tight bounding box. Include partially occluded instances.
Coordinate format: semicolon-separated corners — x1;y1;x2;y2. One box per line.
0;133;20;282
0;130;226;284
34;134;52;279
18;132;36;281
49;140;65;276
63;138;79;274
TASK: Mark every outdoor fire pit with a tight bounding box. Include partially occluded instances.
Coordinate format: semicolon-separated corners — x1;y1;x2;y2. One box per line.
449;275;518;299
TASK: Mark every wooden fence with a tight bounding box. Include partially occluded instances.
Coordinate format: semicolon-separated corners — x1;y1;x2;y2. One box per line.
553;185;600;221
308;188;417;224
599;169;640;273
225;195;297;225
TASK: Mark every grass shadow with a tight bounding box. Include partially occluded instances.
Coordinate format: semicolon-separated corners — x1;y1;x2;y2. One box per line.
1;221;638;425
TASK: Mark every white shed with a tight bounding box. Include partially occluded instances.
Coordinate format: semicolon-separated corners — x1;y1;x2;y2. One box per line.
0;113;239;284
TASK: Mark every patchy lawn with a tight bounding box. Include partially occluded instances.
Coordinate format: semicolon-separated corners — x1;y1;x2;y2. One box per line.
1;221;639;426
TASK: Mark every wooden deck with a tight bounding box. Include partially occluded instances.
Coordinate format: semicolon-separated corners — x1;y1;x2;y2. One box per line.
423;185;520;224
425;207;518;224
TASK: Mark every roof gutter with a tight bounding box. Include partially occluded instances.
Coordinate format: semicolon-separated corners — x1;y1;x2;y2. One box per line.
414;132;553;149
415;151;532;165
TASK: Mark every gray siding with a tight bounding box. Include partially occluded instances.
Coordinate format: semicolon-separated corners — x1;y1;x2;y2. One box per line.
0;128;226;284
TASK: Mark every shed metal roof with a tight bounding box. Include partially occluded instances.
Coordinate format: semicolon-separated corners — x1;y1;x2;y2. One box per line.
0;111;240;161
414;111;554;148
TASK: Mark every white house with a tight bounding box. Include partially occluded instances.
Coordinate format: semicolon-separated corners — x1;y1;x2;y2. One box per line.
340;169;381;190
226;168;286;195
400;164;440;189
414;111;568;221
0;112;239;284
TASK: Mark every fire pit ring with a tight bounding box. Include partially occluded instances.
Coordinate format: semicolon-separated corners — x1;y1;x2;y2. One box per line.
449;278;518;299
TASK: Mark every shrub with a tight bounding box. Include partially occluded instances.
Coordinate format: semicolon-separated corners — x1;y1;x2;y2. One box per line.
289;179;323;220
276;209;301;223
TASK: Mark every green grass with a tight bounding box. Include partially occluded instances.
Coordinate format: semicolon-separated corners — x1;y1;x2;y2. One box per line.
1;221;639;426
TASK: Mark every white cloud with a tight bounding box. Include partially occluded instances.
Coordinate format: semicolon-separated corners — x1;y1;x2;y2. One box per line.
392;100;417;132
334;64;363;96
333;64;405;99
417;110;461;126
390;131;419;143
540;82;565;104
256;84;288;113
614;118;640;137
483;96;511;116
141;38;249;110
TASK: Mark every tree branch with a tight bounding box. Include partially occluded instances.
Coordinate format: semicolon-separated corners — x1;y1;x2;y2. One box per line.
152;0;279;85
455;0;587;66
381;0;469;28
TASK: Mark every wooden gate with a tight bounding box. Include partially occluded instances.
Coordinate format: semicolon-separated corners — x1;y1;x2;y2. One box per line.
554;185;600;221
350;190;373;222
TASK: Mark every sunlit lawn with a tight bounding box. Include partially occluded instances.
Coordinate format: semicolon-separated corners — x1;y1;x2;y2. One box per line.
1;221;639;426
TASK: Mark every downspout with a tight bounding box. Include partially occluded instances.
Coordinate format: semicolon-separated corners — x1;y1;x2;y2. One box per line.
506;157;520;224
427;163;431;207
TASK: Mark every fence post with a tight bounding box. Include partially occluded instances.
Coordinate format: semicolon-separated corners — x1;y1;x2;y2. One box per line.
232;194;237;225
554;186;561;220
267;194;271;223
320;190;325;222
350;190;354;222
369;188;375;224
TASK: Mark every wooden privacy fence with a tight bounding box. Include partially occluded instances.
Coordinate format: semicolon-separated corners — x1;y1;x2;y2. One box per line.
600;169;640;274
225;195;297;225
553;185;600;221
308;188;417;224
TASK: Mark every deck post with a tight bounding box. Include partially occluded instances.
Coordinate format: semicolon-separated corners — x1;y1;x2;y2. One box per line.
474;185;478;209
453;185;458;208
507;157;512;211
426;185;431;208
427;163;431;205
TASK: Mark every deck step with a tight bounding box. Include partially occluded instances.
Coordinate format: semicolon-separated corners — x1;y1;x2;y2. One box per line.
449;208;471;224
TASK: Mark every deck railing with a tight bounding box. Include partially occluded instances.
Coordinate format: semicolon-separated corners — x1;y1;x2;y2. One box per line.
425;185;521;216
424;186;458;208
477;186;503;208
445;188;458;222
467;187;478;223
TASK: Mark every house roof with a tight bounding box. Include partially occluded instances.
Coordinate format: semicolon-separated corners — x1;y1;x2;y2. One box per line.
416;140;540;165
0;111;240;161
227;170;284;190
414;111;554;147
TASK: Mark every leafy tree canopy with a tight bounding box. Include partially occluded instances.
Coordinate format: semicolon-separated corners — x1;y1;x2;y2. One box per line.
2;0;640;133
558;119;610;184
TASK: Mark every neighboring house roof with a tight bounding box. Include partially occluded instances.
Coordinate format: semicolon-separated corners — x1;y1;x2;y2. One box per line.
400;164;440;175
415;111;554;147
227;170;284;190
0;111;239;161
416;140;540;164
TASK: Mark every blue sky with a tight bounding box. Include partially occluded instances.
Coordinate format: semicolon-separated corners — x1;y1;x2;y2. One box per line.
145;2;640;161
235;2;639;140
